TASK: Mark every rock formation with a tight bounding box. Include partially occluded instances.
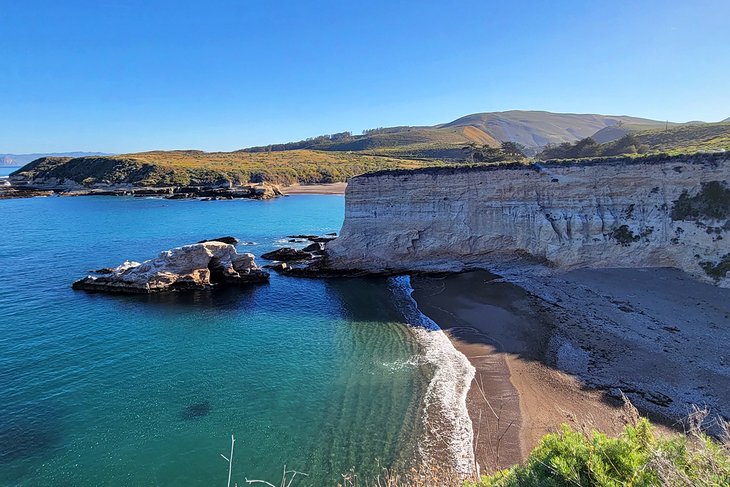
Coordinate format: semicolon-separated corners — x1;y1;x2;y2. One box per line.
325;154;730;286
72;242;268;293
261;247;315;261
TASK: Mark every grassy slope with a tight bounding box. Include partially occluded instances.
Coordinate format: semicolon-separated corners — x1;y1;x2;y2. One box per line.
632;122;730;154
11;150;438;187
241;111;668;158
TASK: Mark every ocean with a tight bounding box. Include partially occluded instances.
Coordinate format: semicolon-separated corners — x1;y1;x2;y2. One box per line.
0;167;19;178
0;194;450;486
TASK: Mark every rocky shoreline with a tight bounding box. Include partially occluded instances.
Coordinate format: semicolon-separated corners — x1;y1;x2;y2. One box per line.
1;181;282;200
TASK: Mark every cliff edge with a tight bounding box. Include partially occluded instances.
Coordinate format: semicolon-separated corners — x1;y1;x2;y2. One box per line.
326;154;730;287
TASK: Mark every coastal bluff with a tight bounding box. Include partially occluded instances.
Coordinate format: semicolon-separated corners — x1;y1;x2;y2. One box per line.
325;154;730;286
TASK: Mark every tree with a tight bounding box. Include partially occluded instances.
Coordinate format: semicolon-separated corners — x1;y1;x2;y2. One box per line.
500;141;527;159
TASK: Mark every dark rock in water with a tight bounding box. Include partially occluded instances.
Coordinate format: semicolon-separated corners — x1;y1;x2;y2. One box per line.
260;247;313;261
264;262;289;272
198;236;240;245
181;401;211;420
326;232;337;236
287;234;319;240
302;242;325;253
309;236;337;243
91;267;115;274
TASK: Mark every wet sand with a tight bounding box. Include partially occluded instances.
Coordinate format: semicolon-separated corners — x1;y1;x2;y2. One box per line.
281;182;347;194
409;268;730;473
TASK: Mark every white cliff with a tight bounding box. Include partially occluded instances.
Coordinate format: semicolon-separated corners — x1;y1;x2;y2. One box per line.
326;154;730;286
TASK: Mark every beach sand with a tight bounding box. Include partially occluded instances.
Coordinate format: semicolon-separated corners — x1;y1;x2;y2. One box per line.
280;182;347;194
411;268;730;473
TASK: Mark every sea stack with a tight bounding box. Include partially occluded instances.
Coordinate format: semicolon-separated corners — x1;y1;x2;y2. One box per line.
72;241;269;293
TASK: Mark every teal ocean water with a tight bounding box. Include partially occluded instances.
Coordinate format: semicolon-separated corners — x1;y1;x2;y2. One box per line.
0;195;434;486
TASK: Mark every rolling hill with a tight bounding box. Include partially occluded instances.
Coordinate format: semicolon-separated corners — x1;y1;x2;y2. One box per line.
439;111;669;151
242;110;669;157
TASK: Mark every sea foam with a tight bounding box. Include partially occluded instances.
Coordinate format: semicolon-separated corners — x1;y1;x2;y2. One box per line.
388;275;476;475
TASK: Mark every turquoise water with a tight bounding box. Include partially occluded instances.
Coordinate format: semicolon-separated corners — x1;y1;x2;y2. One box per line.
0;195;430;486
0;167;19;177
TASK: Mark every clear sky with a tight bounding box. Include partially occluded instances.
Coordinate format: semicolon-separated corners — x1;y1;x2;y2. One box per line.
1;0;729;153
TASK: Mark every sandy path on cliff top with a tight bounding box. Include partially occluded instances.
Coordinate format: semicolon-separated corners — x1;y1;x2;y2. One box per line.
409;269;726;473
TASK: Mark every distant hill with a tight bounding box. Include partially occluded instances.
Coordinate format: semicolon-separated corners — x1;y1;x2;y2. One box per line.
242;110;669;158
439;111;668;151
0;152;112;166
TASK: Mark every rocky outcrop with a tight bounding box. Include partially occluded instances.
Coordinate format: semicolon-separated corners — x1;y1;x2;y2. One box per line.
8;157;283;200
198;236;240;245
325;154;730;286
261;247;315;261
72;242;268;293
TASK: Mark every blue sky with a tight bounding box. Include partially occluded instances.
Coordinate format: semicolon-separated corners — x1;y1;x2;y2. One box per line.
1;0;728;153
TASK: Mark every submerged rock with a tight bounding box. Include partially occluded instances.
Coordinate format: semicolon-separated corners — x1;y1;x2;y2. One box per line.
72;242;269;293
181;401;211;420
197;236;239;245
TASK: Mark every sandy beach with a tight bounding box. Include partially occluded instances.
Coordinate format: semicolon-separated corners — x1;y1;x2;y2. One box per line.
411;268;730;473
280;182;347;194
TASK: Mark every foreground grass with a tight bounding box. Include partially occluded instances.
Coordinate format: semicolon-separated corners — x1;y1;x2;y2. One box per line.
467;412;730;487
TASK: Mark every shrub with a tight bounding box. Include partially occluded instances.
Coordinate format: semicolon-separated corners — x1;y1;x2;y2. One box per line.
468;417;730;487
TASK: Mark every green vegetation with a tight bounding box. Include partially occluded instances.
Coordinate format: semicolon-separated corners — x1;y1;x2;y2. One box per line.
610;225;641;246
241;125;499;161
12;150;441;187
469;418;730;487
538;135;649;160
538;123;730;160
671;181;730;221
700;254;730;281
466;142;528;163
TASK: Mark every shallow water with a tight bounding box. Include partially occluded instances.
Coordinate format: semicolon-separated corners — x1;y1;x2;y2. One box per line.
0;195;430;486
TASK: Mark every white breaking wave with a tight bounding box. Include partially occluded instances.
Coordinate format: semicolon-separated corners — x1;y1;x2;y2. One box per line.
388;275;476;475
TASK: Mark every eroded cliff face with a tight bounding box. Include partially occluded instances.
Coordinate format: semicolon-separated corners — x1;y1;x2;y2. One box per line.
326;155;730;286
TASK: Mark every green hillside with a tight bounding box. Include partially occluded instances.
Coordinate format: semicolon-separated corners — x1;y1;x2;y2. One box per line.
538;122;730;160
241;125;499;161
11;150;437;187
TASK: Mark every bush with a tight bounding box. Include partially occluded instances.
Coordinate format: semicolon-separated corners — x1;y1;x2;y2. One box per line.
469;417;730;487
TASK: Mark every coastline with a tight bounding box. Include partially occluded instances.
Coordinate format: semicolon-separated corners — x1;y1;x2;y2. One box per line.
388;276;476;476
410;267;730;472
410;271;637;472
